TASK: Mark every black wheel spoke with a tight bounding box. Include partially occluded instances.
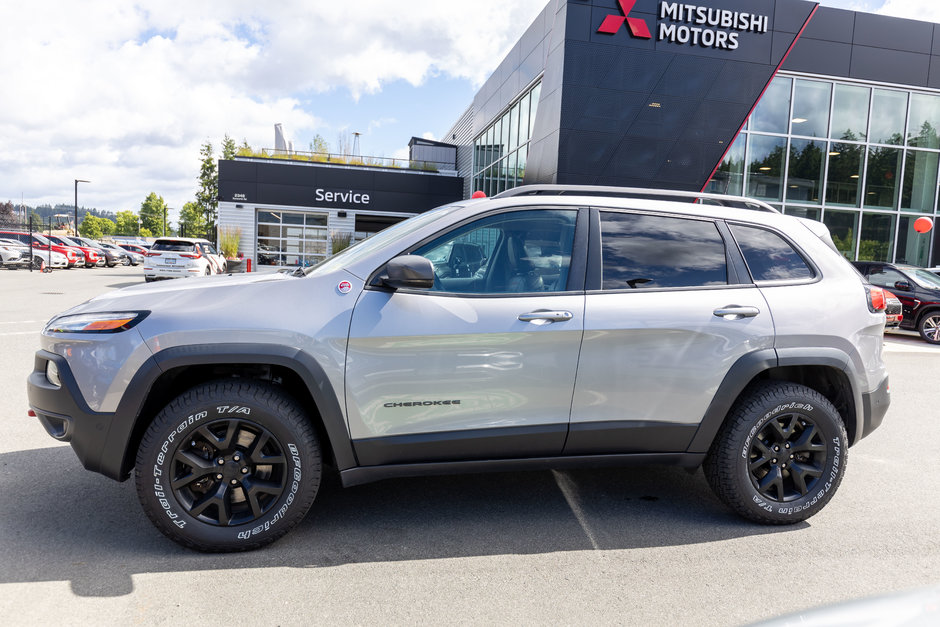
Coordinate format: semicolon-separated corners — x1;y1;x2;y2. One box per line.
788;462;821;496
791;424;825;453
248;432;286;465
758;466;785;501
189;483;230;524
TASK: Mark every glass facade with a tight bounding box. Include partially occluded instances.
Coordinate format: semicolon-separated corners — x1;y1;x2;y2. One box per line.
256;209;328;268
472;81;541;196
707;73;940;264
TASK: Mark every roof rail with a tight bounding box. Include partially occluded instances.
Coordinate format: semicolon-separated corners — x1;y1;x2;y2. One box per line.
492;185;778;213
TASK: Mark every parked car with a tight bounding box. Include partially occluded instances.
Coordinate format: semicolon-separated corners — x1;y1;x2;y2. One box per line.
143;237;226;281
119;243;150;257
67;236;124;267
100;242;142;265
28;185;890;552
0;237;68;269
852;261;940;344
0;230;82;267
0;238;28;267
883;290;902;328
45;234;103;268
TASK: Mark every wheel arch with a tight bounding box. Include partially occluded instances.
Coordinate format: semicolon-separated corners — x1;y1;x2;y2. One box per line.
104;344;356;480
687;348;862;454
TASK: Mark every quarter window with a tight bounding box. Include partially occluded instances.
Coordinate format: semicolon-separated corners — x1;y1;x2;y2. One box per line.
599;213;727;289
729;224;814;282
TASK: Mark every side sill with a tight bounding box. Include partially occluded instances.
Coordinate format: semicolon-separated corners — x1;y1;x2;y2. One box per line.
339;452;706;488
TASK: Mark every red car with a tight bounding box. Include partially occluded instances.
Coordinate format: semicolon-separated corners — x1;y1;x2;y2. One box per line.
0;230;82;268
46;234;103;268
118;243;149;256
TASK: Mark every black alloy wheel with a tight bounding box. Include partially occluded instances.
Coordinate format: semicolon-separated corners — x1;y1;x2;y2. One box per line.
747;412;826;502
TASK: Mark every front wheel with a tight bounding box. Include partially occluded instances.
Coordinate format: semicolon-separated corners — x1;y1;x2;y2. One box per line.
918;311;940;344
135;380;322;552
703;382;847;524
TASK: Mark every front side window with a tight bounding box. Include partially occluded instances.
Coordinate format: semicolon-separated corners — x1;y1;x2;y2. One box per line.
412;209;577;294
599;212;727;290
729;224;814;282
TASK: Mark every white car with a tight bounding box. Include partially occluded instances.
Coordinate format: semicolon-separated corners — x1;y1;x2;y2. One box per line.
143;237;227;282
0;238;68;269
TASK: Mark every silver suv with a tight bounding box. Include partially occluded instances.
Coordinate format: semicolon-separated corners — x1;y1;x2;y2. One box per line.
27;186;890;552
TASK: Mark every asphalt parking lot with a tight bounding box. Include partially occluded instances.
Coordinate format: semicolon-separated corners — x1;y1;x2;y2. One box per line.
1;266;939;625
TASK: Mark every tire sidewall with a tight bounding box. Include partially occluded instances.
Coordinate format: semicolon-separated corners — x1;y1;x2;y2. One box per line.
137;386;320;550
733;394;846;522
919;312;940;344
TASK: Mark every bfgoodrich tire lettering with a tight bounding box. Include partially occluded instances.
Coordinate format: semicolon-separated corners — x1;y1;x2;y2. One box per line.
703;382;847;524
134;380;321;552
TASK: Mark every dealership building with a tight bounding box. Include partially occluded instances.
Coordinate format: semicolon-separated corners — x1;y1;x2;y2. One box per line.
220;0;940;268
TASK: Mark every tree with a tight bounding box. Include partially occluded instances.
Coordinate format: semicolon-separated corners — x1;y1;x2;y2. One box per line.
115;210;139;235
0;200;15;228
196;141;218;243
139;227;153;238
99;216;116;236
178;201;206;238
140;193;167;237
309;134;329;155
79;214;104;239
221;134;237;160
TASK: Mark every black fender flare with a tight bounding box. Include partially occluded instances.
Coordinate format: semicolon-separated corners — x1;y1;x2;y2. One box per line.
103;343;356;479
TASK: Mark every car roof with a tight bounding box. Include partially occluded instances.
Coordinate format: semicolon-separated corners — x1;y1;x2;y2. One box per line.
153;237;210;243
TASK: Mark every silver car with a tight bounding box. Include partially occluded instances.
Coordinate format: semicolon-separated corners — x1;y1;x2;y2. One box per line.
28;186;890;552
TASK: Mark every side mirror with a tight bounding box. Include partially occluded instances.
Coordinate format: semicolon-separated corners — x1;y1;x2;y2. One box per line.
894;280;912;292
383;255;435;290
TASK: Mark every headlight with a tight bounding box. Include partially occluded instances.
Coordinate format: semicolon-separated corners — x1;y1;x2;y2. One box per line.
44;311;149;334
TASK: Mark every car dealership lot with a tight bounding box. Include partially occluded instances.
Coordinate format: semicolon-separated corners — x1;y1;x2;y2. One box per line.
1;268;939;625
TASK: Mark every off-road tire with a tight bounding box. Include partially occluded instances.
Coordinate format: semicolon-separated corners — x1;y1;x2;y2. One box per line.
703;381;847;524
135;380;321;552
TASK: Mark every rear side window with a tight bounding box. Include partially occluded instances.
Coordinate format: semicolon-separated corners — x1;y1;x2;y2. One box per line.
729;224;814;282
152;240;197;253
599;212;727;289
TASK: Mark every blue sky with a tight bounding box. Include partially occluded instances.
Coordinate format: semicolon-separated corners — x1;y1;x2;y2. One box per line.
0;0;938;221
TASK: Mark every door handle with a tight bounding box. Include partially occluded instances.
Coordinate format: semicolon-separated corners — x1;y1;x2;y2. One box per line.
518;310;573;323
713;306;760;320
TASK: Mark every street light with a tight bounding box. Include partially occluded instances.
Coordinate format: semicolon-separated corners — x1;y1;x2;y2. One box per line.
74;179;89;236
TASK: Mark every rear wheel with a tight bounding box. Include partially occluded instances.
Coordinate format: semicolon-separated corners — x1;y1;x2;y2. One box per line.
135;380;321;552
704;382;847;524
918;311;940;344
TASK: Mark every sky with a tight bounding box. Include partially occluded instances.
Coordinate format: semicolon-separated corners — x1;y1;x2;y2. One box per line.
2;0;940;224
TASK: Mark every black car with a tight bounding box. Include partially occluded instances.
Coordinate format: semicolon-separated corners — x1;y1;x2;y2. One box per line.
852;262;940;344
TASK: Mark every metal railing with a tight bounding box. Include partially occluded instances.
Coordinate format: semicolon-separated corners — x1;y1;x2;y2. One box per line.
234;149;456;173
493;185;778;212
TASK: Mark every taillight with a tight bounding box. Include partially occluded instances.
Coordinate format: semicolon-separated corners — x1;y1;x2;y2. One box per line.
865;285;887;312
145;252;160;257
178;253;201;259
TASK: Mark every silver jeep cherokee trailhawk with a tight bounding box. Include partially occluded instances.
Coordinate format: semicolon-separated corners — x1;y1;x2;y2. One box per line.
28;186;891;552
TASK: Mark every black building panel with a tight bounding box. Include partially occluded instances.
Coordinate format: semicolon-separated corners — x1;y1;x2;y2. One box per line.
705;61;779;105
221;160;258;183
652;54;724;99
930;58;940;90
255;162;319;187
935;25;940;56
801;7;855;43
782;38;853;77
850;46;931;87
773;0;813;34
565;1;593;42
853;12;933;55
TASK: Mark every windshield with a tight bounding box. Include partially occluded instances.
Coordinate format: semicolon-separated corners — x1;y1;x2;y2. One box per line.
303;204;465;277
57;236;79;246
33;234;51;245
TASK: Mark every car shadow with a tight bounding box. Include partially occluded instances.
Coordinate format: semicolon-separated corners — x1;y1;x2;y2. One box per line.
0;446;806;597
106;282;141;289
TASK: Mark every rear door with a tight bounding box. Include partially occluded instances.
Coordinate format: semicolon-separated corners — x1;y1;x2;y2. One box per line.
345;207;587;466
567;209;774;454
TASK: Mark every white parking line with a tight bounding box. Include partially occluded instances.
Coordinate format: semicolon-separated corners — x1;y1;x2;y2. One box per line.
552;470;600;550
0;321;39;324
0;331;37;337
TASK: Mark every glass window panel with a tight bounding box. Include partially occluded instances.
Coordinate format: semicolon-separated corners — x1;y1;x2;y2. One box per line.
529;83;541;138
729;224;814;281
870;89;907;145
791;80;831;138
784;206;821;221
896;215;932;266
257;211;282;224
485;126;495;164
516;144;528;183
501;112;511;158
857;213;896;262
508;103;519;153
746;135;787;202
519;93;531;145
505;152;518;189
902;150;939;213
787;139;824;204
705;133;746;195
822;209;859;259
599;213;727;289
305;214;328;227
830;84;870;141
750;77;792;134
257;224;280;238
826;143;864;207
864;147;902;209
908;93;940;148
282;212;304;225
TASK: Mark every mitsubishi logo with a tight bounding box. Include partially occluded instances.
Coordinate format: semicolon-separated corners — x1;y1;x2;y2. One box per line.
598;0;652;39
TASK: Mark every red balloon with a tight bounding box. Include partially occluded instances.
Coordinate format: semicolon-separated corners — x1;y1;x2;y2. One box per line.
471;191;486;199
914;217;933;233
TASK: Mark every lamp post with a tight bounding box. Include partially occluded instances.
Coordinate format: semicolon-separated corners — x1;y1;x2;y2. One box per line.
74;179;89;236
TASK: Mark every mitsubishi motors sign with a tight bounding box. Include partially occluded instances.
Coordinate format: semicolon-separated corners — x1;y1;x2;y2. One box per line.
599;0;771;51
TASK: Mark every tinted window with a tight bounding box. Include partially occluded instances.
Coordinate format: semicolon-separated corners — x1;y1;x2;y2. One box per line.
600;213;727;289
730;224;814;282
152;240;197;253
412;209;577;294
867;267;907;288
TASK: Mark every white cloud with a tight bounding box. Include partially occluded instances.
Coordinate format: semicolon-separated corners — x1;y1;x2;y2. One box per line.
0;0;547;214
876;0;940;21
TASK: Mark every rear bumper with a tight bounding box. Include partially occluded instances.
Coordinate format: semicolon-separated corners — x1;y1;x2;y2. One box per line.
860;376;890;441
